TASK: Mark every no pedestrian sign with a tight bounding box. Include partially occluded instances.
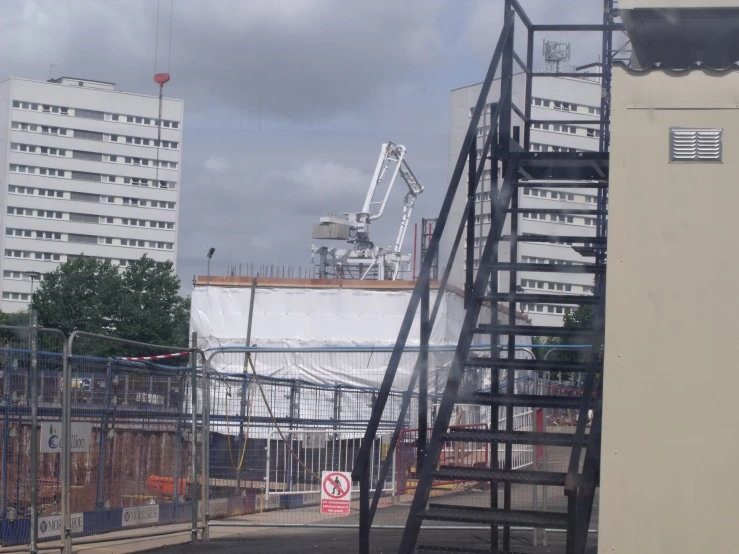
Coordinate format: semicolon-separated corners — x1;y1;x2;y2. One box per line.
320;471;352;515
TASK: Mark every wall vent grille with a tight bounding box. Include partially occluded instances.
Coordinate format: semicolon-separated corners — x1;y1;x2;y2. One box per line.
670;128;722;162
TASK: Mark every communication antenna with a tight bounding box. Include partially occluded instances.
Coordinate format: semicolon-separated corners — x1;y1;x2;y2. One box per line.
543;39;571;73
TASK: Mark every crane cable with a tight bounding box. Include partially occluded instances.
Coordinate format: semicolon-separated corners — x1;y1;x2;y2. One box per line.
225;363;255;471
244;354;320;481
153;0;174;190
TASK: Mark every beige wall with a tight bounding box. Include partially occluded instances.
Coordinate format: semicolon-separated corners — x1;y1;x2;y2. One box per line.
620;0;739;7
600;66;739;553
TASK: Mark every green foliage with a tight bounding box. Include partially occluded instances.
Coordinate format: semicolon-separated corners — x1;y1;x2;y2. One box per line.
534;305;594;382
32;255;190;356
33;256;121;337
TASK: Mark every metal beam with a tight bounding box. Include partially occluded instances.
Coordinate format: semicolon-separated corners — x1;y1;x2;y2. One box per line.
531;119;605;125
510;0;533;28
532;72;605;78
532;24;624;31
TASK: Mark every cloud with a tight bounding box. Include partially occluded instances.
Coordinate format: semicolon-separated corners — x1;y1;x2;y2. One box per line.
0;0;447;124
204;156;230;173
283;161;369;197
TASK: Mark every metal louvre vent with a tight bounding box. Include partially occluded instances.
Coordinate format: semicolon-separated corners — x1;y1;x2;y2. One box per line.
670;128;723;162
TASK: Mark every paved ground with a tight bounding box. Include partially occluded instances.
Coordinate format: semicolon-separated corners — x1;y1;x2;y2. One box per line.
146;527;597;554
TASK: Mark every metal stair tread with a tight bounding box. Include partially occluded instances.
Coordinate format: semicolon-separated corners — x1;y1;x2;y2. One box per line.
465;358;594;372
420;505;569;528
485;293;600;304
487;262;605;274
441;429;583;447
473;325;594;338
432;467;567;486
417;545;532;554
500;234;607;244
457;392;583;410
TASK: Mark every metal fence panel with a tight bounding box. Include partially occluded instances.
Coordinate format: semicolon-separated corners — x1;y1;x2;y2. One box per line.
0;324;65;549
61;332;201;550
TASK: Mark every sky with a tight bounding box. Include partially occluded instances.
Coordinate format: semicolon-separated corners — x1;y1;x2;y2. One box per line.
0;0;607;291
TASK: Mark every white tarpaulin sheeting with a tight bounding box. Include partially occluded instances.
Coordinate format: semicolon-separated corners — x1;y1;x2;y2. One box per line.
191;286;492;388
192;286;462;350
190;284;531;435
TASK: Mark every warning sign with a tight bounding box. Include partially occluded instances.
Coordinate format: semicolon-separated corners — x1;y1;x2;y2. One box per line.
320;471;352;515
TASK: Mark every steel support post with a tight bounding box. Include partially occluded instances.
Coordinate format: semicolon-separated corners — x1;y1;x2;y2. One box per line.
29;312;38;554
95;359;113;510
417;278;430;471
61;339;71;554
501;3;515;550
359;464;370;554
201;357;210;541
190;332;198;544
173;374;186;510
1;350;12;520
465;141;477;309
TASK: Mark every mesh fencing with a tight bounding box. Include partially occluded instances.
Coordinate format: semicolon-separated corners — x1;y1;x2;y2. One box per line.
62;333;200;546
0;332;589;548
202;347;587;534
0;326;65;547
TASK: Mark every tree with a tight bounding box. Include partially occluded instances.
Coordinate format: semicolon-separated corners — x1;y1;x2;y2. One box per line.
32;255;190;355
117;256;190;347
33;256;121;337
534;305;594;382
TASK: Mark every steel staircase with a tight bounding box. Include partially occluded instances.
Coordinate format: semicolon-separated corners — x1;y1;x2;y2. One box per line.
352;2;617;553
399;152;608;553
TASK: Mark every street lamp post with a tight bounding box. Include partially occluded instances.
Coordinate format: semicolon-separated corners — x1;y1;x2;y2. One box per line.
26;271;41;323
206;247;216;285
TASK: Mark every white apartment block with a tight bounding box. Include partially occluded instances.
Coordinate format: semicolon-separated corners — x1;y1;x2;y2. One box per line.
443;71;601;326
0;77;183;312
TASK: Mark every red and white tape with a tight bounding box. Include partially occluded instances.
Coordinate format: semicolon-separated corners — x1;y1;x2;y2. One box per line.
117;351;189;362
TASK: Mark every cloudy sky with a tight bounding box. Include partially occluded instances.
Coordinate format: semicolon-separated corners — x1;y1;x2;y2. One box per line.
0;0;606;290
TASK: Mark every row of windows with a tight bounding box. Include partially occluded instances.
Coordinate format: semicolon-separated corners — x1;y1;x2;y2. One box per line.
12;101;180;129
531;122;600;138
522;256;581;266
4;228;174;250
3;292;31;302
6;205;175;230
11;142;178;169
3;252;137;270
523;303;570;315
3;271;44;281
523;188;600;204
471;99;601;119
532;97;601;116
7;228;61;240
530;143;582;153
13;121;179;149
9;164;177;190
522;212;598;226
8;185;175;210
7;207;62;218
9;185;64;198
6;249;61;261
520;279;574;292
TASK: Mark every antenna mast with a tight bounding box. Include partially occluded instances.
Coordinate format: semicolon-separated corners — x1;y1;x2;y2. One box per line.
543;39;571;73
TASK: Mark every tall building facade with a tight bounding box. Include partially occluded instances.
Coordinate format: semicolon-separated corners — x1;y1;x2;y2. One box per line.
443;71;602;326
0;77;183;312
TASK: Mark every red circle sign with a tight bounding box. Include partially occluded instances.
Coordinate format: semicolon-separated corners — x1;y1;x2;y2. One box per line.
323;473;350;499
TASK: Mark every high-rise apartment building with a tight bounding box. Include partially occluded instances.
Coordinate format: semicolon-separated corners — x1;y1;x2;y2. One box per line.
443;70;602;325
0;77;183;312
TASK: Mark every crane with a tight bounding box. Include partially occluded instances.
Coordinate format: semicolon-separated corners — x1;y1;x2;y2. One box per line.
311;142;424;280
